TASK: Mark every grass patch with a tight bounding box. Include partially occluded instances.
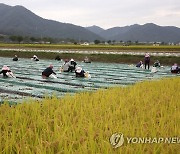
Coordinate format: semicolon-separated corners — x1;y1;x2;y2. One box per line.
1;43;180;51
0;77;179;153
0;50;179;65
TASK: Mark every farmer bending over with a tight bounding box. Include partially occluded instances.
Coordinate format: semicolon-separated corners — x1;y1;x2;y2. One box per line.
42;64;56;78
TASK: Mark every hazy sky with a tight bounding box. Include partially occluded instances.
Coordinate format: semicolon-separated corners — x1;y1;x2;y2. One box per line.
1;0;180;29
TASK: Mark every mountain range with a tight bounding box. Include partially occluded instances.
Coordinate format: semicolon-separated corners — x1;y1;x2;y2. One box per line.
0;3;180;42
86;24;180;42
0;3;102;41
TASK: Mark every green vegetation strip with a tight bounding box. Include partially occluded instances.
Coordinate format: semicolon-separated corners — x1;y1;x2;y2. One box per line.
0;77;179;153
0;50;179;65
1;43;180;51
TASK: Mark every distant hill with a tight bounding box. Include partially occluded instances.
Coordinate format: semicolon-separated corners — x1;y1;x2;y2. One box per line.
99;24;139;40
86;25;104;34
0;3;103;41
1;3;180;42
111;23;180;42
87;23;180;42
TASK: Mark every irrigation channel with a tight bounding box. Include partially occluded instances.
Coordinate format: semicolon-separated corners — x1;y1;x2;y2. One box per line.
0;57;178;103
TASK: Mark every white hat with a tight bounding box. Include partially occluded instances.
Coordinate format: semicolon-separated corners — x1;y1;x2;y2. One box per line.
76;67;82;73
70;59;74;61
2;65;10;71
145;53;150;57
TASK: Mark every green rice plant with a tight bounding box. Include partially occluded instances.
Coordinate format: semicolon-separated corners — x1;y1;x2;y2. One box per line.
1;43;180;51
0;77;179;153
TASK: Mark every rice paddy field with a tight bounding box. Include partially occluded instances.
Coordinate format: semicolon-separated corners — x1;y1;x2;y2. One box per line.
1;43;180;51
0;77;179;153
0;55;179;153
0;57;179;103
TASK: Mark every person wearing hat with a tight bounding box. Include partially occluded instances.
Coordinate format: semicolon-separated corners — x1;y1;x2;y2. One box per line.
84;56;91;63
153;60;161;67
31;55;39;61
68;59;77;72
0;65;15;78
60;59;71;72
144;53;150;69
171;63;180;73
13;55;18;61
75;66;85;77
136;61;143;68
42;64;56;78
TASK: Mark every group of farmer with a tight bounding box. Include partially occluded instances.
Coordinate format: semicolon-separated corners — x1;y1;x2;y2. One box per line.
0;55;89;78
42;58;89;78
13;55;39;61
136;53;180;73
136;53;160;69
0;54;179;79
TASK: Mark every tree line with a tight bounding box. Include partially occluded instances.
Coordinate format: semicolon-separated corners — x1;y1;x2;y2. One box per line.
0;35;171;45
